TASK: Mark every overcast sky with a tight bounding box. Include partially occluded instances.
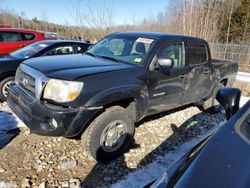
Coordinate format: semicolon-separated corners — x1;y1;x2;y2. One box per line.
0;0;168;26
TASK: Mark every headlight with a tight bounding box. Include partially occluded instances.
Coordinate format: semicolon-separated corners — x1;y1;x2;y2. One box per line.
43;79;83;103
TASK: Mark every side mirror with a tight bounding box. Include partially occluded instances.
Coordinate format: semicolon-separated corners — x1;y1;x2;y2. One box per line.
216;88;241;120
158;58;174;68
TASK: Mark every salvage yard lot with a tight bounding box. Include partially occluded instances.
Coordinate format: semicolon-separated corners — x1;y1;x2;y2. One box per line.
0;96;249;188
0;102;227;188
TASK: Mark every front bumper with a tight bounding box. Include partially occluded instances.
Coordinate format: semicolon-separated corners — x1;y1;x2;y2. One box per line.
7;83;100;137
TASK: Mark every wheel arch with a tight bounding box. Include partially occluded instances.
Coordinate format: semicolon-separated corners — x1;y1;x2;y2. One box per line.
219;78;228;86
0;71;16;82
85;85;148;121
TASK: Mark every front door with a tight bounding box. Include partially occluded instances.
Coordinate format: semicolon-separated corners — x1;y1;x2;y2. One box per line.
147;41;189;115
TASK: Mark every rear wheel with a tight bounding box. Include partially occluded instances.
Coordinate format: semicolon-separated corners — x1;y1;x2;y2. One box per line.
0;76;15;102
81;106;135;162
202;83;224;113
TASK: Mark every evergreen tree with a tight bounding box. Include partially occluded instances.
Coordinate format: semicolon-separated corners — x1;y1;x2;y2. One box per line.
221;0;250;43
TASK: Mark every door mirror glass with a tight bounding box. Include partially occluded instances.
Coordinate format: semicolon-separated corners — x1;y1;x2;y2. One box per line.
216;88;241;120
158;58;174;68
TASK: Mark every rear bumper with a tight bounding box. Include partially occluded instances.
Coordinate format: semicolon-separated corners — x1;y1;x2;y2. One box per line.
7;83;100;137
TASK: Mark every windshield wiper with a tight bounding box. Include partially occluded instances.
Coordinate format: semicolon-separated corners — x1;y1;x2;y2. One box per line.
97;55;124;63
85;52;97;57
86;53;128;64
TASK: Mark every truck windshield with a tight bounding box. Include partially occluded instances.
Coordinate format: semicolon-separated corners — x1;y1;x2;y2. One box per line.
10;42;51;59
87;35;156;64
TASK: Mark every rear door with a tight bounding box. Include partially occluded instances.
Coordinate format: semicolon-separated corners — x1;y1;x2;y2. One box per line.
147;41;190;114
183;40;212;102
0;31;22;54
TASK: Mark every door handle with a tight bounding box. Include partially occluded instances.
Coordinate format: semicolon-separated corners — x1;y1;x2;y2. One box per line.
203;70;210;74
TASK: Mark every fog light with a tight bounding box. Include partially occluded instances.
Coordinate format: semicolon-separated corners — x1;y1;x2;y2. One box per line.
51;118;58;129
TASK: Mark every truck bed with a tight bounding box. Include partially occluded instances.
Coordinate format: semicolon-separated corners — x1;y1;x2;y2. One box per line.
211;59;238;87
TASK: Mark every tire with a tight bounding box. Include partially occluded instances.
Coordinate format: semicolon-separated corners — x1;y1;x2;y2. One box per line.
81;106;135;162
0;76;15;102
202;83;224;114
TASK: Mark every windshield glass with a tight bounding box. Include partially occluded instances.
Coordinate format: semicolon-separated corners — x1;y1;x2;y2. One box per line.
87;35;156;64
10;42;51;59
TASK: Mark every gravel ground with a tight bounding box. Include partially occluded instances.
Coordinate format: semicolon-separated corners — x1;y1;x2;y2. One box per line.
0;102;226;188
0;102;11;112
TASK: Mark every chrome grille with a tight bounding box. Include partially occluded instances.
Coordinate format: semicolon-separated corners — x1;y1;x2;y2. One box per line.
16;67;36;97
15;64;48;100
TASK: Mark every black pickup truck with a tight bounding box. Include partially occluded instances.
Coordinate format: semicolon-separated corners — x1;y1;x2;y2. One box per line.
7;32;238;161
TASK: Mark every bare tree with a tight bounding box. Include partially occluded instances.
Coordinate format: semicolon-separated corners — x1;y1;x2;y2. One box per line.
225;0;235;59
71;0;114;40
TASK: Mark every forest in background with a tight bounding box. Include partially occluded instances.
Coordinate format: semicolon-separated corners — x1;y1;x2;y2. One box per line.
0;0;249;44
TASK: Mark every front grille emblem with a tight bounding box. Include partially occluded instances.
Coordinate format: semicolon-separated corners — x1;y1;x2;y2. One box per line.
22;78;28;87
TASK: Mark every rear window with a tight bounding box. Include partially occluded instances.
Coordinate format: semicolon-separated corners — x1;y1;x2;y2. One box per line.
21;33;36;41
0;32;21;42
188;42;208;65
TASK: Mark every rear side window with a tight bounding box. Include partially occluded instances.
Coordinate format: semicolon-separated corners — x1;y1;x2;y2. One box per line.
0;32;21;42
44;45;74;56
188;42;208;65
21;33;36;41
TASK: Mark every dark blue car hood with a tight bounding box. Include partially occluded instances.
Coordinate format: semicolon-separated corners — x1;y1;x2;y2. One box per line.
0;57;12;62
23;54;135;80
0;55;23;64
168;101;250;188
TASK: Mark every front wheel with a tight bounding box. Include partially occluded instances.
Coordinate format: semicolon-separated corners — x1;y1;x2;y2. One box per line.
81;106;135;162
0;76;15;102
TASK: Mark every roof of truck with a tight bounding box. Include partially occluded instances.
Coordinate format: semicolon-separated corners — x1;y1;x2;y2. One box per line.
112;31;205;41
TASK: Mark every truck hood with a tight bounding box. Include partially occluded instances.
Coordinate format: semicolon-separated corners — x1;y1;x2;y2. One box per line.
23;54;135;80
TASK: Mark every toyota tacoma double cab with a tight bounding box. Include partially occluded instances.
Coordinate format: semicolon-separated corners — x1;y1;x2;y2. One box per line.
7;32;238;162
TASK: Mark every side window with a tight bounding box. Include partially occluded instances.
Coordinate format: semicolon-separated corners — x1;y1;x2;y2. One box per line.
21;33;36;41
0;32;21;42
188;42;208;65
158;43;185;68
44;45;74;56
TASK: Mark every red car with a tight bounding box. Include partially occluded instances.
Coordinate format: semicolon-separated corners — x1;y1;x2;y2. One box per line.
0;24;11;28
0;28;58;54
